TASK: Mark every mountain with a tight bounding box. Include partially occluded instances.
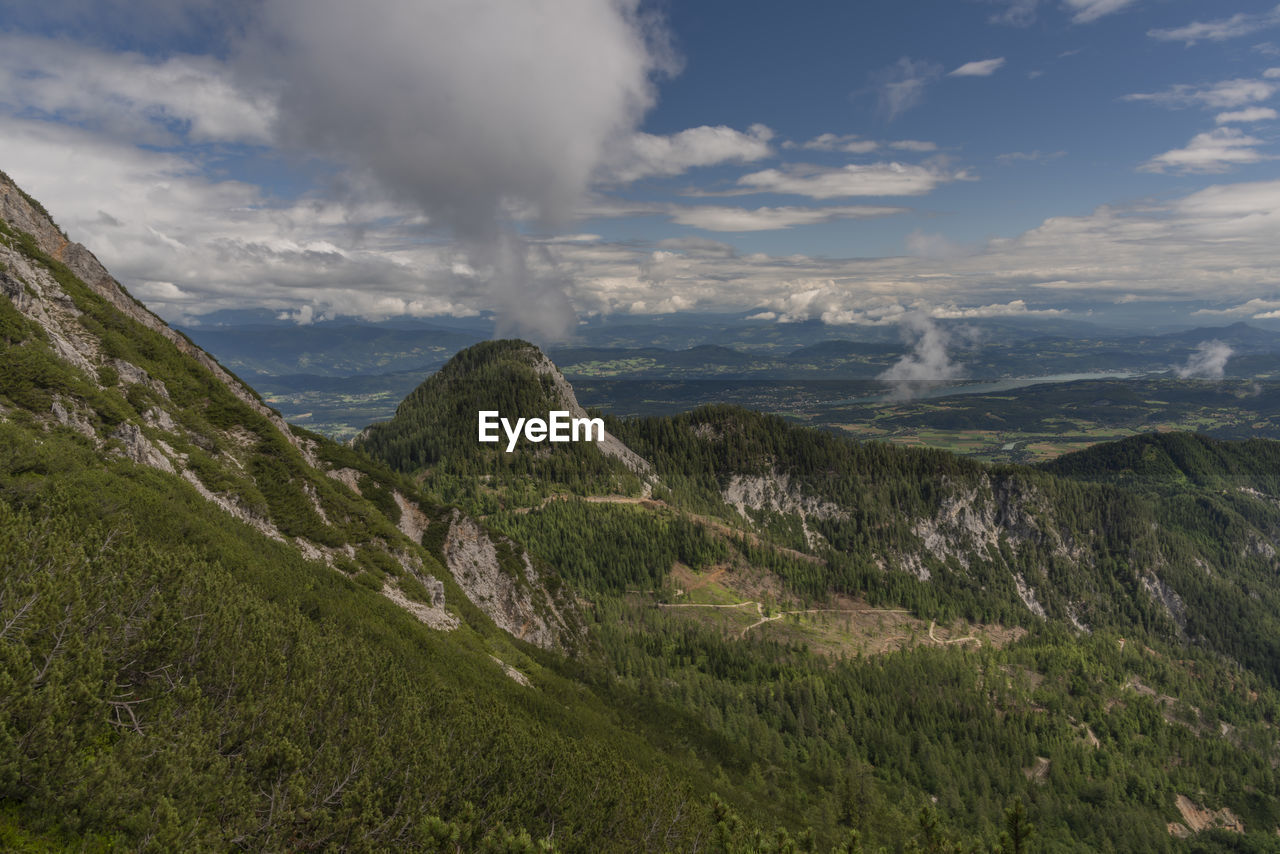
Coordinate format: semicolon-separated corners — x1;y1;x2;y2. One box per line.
1154;322;1280;352
11;166;1280;850
178;320;487;377
1041;431;1280;493
0;170;756;851
355;338;651;509
364;345;1280;847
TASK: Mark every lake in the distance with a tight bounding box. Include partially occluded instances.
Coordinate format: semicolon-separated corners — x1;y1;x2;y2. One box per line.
838;371;1145;405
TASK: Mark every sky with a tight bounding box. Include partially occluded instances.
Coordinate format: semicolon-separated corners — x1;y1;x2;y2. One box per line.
0;0;1278;340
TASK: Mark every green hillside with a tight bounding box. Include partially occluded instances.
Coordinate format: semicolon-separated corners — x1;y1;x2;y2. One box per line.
0;171;764;852
361;342;1280;850
1041;431;1280;494
8;168;1280;851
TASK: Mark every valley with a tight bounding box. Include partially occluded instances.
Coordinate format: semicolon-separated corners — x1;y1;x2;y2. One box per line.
190;321;1280;464
6;1;1280;849
7;170;1280;850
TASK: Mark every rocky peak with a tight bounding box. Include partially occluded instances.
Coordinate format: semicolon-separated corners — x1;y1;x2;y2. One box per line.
527;347;652;477
357;337;654;490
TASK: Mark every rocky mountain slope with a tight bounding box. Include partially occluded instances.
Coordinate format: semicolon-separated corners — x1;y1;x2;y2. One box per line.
0;170;581;654
0;170;727;851
603;404;1280;656
11;166;1280;850
354;338;1280;847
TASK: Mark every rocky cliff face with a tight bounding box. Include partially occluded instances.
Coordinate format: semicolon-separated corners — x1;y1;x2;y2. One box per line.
441;510;576;650
529;349;653;480
0;175;315;464
712;455;1191;630
722;470;846;549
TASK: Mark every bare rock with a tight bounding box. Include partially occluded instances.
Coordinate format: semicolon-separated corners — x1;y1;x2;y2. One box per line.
1014;573;1048;619
0;172;315;465
381;581;458;631
51;397;95;438
489;655;532;687
1142;574;1187;631
110;422;174;473
442;510;573;650
181;470;284;542
1174;794;1244;835
723;470;846;549
530;350;653;477
394;490;431;544
325;466;363;494
143;406;178;433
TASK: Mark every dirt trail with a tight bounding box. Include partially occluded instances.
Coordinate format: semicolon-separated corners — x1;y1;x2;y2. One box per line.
660;598;986;648
928;620;982;647
657;598;911;639
739;605;913;639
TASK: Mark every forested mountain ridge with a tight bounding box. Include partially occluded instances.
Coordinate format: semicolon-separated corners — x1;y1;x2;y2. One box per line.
1040;431;1280;494
610;406;1280;683
8;166;1280;851
366;341;1280;849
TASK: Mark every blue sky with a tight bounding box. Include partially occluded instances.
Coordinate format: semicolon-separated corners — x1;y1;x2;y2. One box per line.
0;0;1277;338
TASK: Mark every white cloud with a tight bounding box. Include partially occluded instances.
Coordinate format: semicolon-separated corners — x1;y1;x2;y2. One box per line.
1216;107;1278;123
787;135;938;154
1124;77;1278;109
1149;5;1280;45
0;115;516;325
433;178;1280;320
1174;341;1233;379
890;140;938;152
4;8;1280;336
1193;298;1280;317
666;204;906;232
12;104;1280;335
983;0;1039;27
602;177;1280;324
604;124;774;182
792;133;880;154
2;0;681;341
0;33;275;145
1063;0;1139;25
278;304;318;325
906;231;977;261
735;162;969;198
873;57;943;121
1139;128;1271;174
996;150;1067;163
930;299;1065;318
580;198;907;231
949;58;1006;77
879;313;964;398
242;0;673;342
761;290;910;327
